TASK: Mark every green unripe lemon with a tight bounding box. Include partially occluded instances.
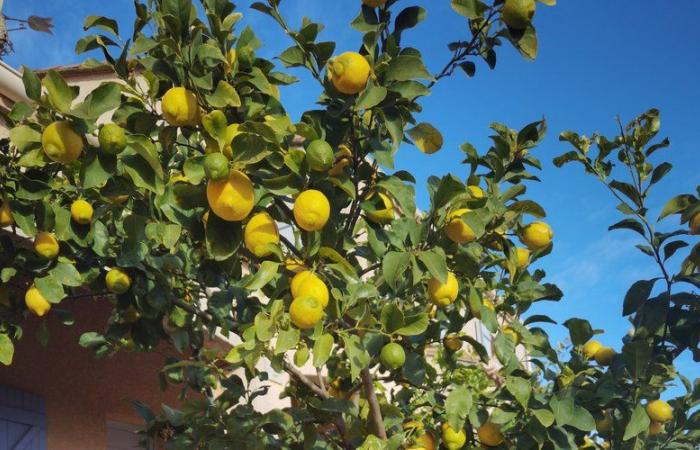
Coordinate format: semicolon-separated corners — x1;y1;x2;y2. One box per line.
379;342;405;370
306;139;335;172
204;153;230;181
98;123;127;154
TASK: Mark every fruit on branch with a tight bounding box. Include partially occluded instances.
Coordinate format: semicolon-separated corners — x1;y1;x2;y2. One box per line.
595;410;613;433
327;52;370;95
105;268;132;294
70;199;93;225
244;212;280;258
24;285;51;317
98;123;127;155
161;86;200;127
646;400;673;423
443;333;463;351
203;153;230;182
41;121;83;163
427;272;459;307
206;169;255;221
293;189;330;232
477;421;504;447
290;271;329;308
379;342;406;370
441;423;466;450
33;232;59;259
594;346;615;366
502;326;520;345
289;296;323;329
520;221;553;250
305;139;334;172
445;209;476;244
515;247;530;269
582;340;603;359
0;198;13;227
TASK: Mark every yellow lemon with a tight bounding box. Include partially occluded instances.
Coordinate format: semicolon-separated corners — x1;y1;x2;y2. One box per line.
468;185;485;199
502;326;520;345
25;285;51;317
445;209;476;244
596;410;613;433
294;189;330;232
582;340;603;359
441;423;466;450
98;123;127;154
515;247;530;269
648;421;664;436
0;198;13;227
443;333;463;351
70;199;93;225
106;268;132;294
42;121;83;164
690;212;700;235
289;296;323;329
520;221;553;250
502;0;536;29
363;0;387;7
594;347;615;366
291;271;329;308
477;422;504;447
327;52;370;95
207;170;255;222
366;192;394;224
427;272;459;307
646;400;673;423
162;86;200;127
244;212;279;257
34;232;59;259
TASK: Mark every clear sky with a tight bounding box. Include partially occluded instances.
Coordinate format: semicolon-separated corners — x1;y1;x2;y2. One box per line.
4;1;700;380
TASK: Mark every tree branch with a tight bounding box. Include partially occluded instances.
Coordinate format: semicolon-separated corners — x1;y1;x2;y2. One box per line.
361;368;387;440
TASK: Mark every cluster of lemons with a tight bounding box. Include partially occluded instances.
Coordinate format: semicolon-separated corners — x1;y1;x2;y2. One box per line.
403;419;504;449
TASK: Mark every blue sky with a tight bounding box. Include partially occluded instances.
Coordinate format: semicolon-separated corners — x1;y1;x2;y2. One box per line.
5;1;700;380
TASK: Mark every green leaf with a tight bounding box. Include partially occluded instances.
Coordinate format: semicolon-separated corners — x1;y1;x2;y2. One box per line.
81;151;116;189
254;312;274;342
205;213;241;260
42;70;77;113
356;81;387;110
51;263;83;287
10;125;42;152
509;200;546;218
395;313;428;336
72;82;122;119
417;249;447;283
84;15;119;35
623;404;650;440
659;194;694;220
230;133;271;166
622;340;652;380
382;251;410;291
608;218;646;237
21;66;42;100
312;333;334;367
450;0;488;19
506;376;532;408
532;409;555;428
407;123;443;154
78;331;107;348
550;390;595;431
563;318;594;346
394;7;427;34
202;110;228;148
244;261;279;291
649;162;672;186
385;55;432;82
380;303;404;334
121;154;164;194
0;334;14;366
445;385;472;431
493;332;515;366
341;334;370;381
514;26;538;60
623;279;656;316
35;274;66;303
207;80;241;108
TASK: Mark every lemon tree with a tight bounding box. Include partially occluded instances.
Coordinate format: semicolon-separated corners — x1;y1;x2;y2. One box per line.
0;1;699;449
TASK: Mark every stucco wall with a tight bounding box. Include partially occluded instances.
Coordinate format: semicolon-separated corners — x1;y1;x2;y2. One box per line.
0;298;181;450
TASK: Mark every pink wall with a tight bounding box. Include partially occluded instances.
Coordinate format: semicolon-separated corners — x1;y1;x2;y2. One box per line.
0;298;183;450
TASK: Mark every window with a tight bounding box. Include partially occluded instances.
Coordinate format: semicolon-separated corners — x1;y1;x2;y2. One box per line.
0;385;47;450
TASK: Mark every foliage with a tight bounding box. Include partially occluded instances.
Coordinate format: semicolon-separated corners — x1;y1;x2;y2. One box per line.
0;0;698;449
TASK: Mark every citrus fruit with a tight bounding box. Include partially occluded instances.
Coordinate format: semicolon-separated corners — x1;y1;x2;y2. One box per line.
244;212;280;257
648;421;664;436
203;152;230;181
477;422;504;447
427;272;459;306
207;169;255;222
468;185;485;199
646;400;673;423
294;189;330;231
162;86;200;126
289;296;323;329
366;192;394;224
520;221;553;250
42;121;83;163
443;333;463;351
98;123;127;154
0;198;13;227
25;285;51;317
70;199;93;225
594;346;615;366
379;342;405;370
408;432;436;450
291;271;329;308
441;423;466;450
363;0;387;7
306;139;334;172
444;208;476;244
582;340;603;359
502;0;536;29
106;268;132;294
515;247;530;269
502;326;520;345
690;212;700;235
596;410;613;433
34;232;59;259
327;52;371;95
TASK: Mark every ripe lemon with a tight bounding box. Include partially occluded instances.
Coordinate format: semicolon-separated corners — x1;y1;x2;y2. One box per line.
582;340;603;359
203;153;230;181
515;247;530;268
468;185;485;199
648;421;664;436
291;271;329;308
441;423;466;450
427;272;459;307
379;342;405;370
162;86;200;127
520;221;553;250
477;422;504;447
42;121;83;163
70;199;93;225
363;0;387;7
244;212;279;257
207;170;255;222
34;232;59;259
106;268;132;294
445;209;476;244
25;286;51;317
646;400;673;423
98;123;127;154
443;333;463;351
594;346;615;366
502;0;535;29
289;296;323;329
408;432;436;450
306;139;335;172
502;326;520;345
327;52;370;95
366;192;394;224
0;198;13;227
690;212;700;235
294;189;330;231
596;410;613;433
